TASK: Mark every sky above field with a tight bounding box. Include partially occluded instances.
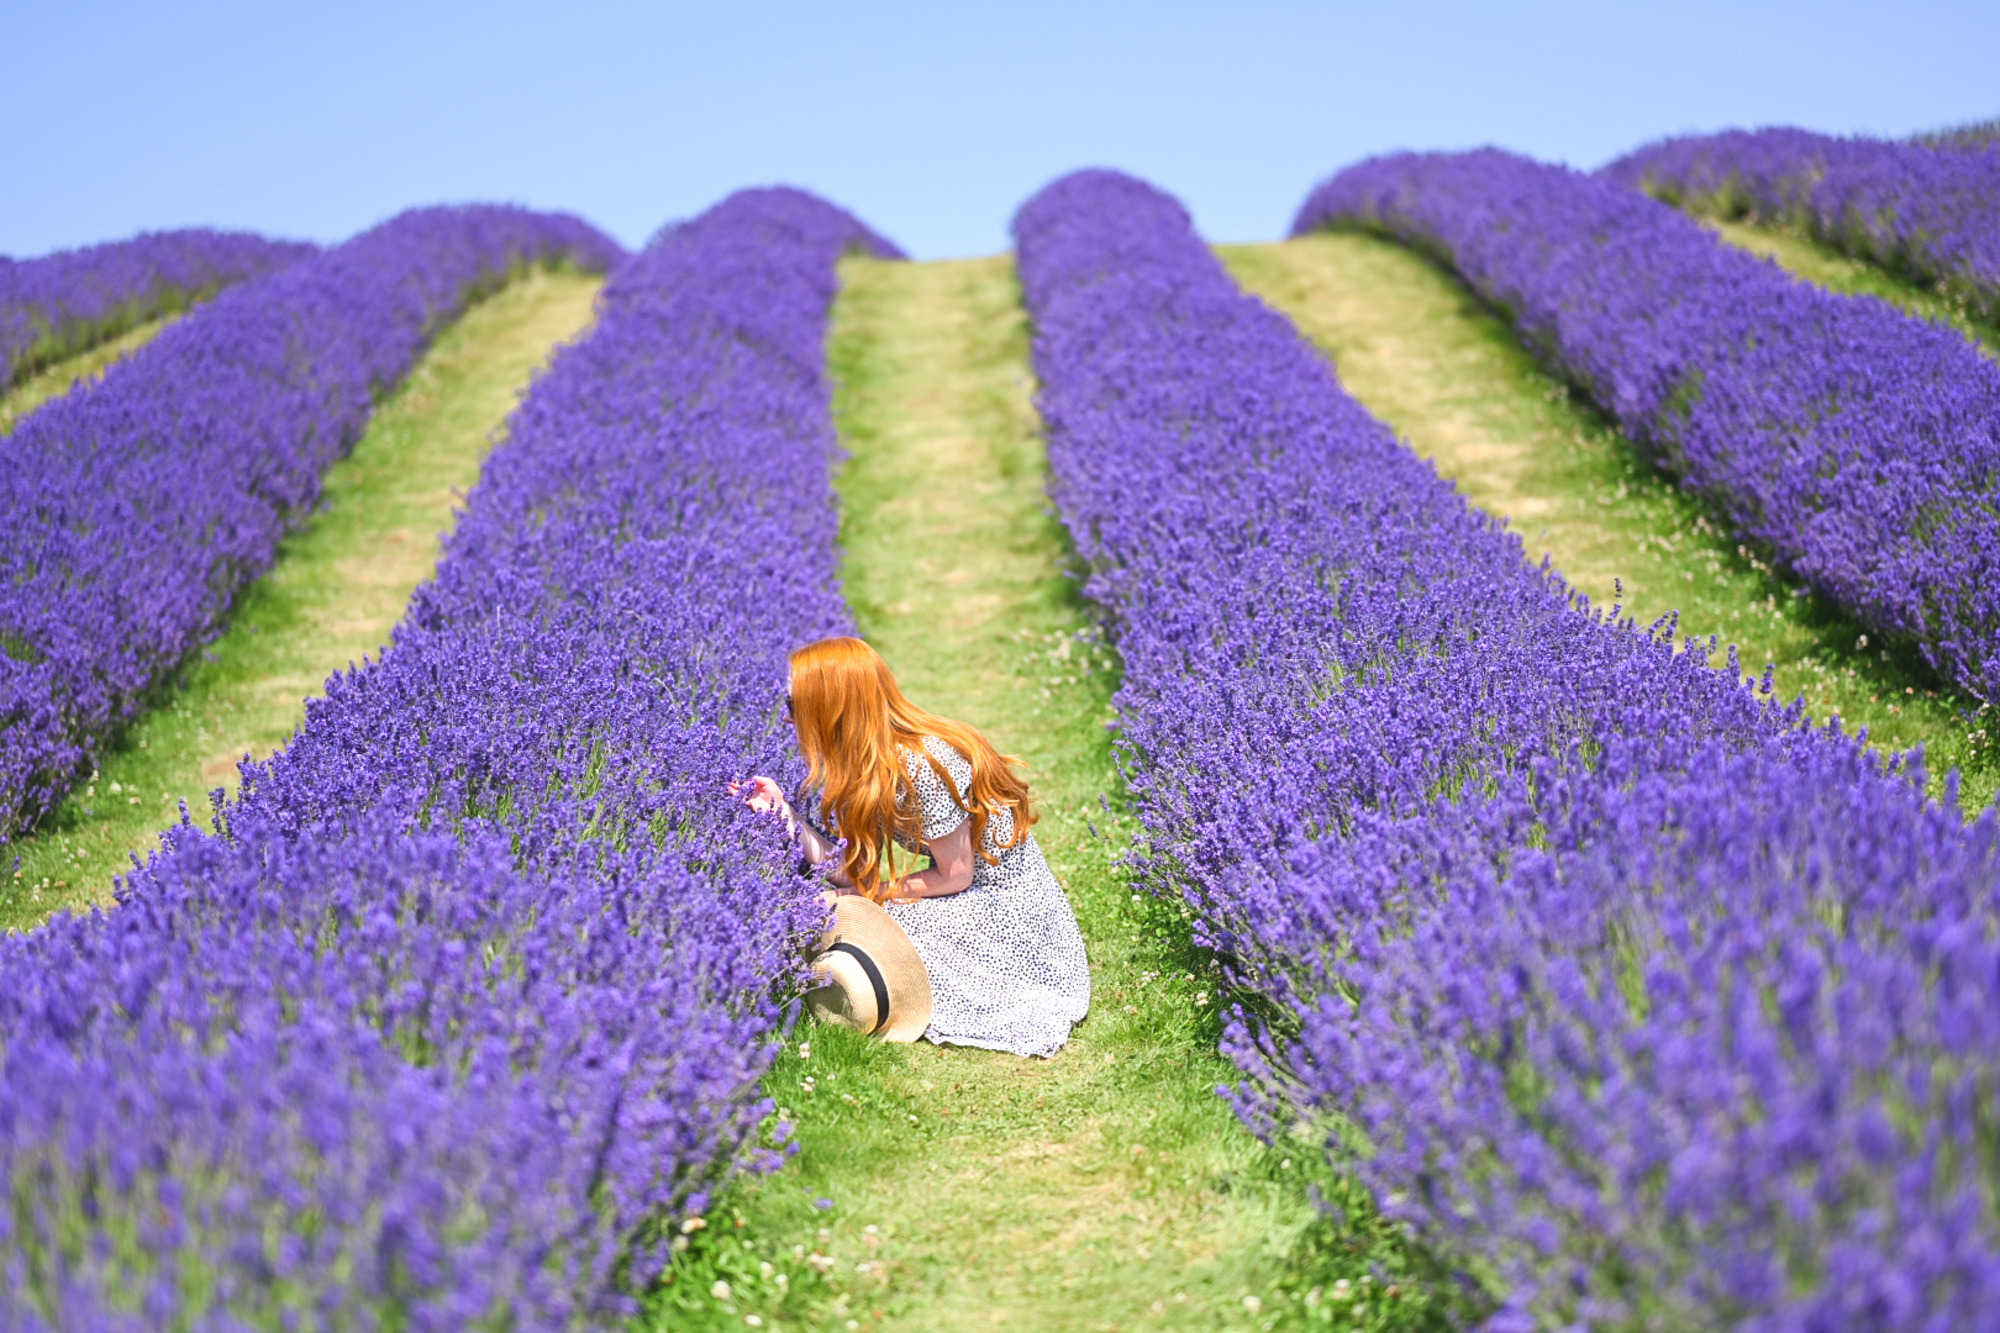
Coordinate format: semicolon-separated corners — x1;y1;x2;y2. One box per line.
5;0;1997;260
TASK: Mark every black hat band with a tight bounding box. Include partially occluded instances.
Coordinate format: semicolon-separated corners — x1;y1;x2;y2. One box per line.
828;941;892;1036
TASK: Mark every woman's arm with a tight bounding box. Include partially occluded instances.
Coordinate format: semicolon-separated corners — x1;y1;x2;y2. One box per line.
735;775;854;887
890;818;976;901
797;820;852;886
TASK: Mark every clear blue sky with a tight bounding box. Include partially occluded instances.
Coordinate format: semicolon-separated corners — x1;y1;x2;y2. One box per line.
4;0;1996;260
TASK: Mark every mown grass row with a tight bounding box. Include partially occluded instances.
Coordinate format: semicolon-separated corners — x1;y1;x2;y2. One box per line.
1223;233;1998;813
1;267;603;928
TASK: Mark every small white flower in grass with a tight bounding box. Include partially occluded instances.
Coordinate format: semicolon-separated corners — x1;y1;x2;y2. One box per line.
807;1252;836;1274
682;1216;707;1234
1331;1278;1351;1301
760;1261;774;1278
744;1318;763;1328
710;1279;733;1301
798;1041;811;1058
1243;1294;1262;1313
1195;991;1210;1006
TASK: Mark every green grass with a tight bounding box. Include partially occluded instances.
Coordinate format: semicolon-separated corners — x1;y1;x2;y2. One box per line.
0;315;174;433
639;255;1464;1333
1703;216;2000;358
1;267;603;929
1221;234;1997;813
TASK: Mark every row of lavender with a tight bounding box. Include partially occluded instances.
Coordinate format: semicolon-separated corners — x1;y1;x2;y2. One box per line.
1292;150;2000;707
1019;170;2000;1329
0;227;317;388
0;188;898;1327
0;206;622;841
1604;127;2000;324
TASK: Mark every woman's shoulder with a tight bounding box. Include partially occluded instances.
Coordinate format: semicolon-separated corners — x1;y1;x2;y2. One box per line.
901;734;972;782
901;733;968;765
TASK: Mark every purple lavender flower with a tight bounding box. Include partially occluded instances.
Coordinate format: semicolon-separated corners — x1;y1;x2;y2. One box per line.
0;188;900;1325
1293;149;2000;706
1019;167;2000;1329
0;206;624;837
0;227;316;388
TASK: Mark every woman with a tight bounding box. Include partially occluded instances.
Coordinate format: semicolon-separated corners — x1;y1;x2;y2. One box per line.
739;637;1089;1058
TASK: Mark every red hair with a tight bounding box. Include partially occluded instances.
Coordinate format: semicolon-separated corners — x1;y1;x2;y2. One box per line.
788;637;1033;901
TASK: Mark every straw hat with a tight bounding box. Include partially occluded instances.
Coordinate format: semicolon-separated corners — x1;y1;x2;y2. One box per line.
805;895;933;1042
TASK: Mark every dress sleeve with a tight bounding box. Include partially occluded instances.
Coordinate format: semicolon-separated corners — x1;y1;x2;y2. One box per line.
905;740;972;844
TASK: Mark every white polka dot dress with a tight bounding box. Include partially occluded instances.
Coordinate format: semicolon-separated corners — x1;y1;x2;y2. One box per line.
890;736;1090;1057
808;735;1090;1057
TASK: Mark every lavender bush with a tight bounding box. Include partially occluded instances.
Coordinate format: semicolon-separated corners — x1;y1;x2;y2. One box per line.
1913;119;2000;152
0;205;623;839
0;187;901;1327
1018;168;2000;1330
1603;127;2000;324
0;228;316;388
1292;150;2000;707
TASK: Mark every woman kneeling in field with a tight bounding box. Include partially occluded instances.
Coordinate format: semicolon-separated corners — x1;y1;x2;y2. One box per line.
738;636;1089;1058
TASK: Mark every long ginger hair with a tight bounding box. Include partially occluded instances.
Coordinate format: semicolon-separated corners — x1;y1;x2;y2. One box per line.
789;637;1034;901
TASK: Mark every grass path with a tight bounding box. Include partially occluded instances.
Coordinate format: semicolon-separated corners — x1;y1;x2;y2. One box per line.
1221;235;1996;811
1;267;603;929
1703;217;2000;358
646;255;1444;1333
0;316;173;433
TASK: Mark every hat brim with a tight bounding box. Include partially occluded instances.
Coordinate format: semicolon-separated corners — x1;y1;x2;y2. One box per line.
806;895;932;1043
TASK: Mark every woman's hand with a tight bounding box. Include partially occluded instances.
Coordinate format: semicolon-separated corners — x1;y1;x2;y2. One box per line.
732;776;848;873
730;774;789;815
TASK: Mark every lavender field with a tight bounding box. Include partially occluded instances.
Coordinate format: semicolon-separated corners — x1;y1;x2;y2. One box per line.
1604;128;2000;324
0;228;315;388
1025;167;2000;1331
4;117;1998;1333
